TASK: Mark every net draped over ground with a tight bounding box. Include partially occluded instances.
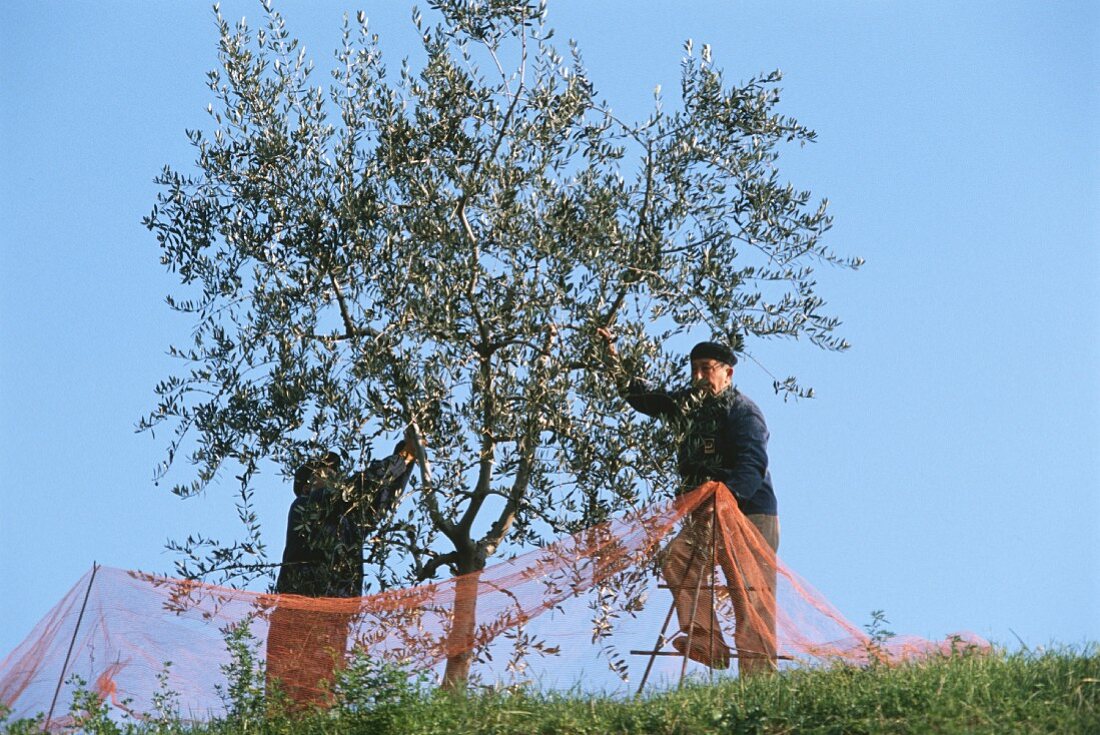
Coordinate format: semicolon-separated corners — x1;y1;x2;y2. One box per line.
0;482;982;723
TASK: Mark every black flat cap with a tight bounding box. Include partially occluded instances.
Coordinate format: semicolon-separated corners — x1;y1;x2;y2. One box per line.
690;341;737;366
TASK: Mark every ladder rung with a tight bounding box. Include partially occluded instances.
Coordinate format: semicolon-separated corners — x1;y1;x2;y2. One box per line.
629;649;793;660
656;584;757;590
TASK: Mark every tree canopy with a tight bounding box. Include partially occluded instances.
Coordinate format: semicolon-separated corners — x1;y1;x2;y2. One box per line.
143;0;859;618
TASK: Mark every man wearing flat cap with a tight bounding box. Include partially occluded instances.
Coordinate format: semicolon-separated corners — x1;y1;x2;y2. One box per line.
597;328;778;675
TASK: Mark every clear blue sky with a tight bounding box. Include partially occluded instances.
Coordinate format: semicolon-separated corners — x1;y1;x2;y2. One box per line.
2;1;1097;662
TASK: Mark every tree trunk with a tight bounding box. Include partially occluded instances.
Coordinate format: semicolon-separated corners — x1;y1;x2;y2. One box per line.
441;566;483;690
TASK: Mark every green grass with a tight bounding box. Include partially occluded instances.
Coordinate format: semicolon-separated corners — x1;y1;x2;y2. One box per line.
8;646;1097;735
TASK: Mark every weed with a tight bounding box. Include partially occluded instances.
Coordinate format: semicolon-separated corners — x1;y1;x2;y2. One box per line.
65;674;126;735
862;609;896;667
214;620;268;728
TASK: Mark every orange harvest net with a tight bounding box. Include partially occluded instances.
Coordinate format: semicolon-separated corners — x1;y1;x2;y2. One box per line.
0;483;984;726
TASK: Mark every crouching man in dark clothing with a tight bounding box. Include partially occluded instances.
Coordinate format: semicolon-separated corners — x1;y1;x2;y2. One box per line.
598;329;779;676
275;435;417;598
266;432;418;710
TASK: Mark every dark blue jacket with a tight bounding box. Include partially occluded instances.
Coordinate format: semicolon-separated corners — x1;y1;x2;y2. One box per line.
626;380;777;516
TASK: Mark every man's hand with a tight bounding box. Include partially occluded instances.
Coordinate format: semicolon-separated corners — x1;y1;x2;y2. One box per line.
402;423;423;463
596;326;619;359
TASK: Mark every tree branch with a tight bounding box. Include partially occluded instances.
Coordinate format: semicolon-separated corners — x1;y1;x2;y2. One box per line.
457;352;496;538
476;325;553;559
328;272;373;339
419;550;461;580
406;417;460;543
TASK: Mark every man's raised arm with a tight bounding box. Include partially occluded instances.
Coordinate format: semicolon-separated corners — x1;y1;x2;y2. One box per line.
596;327;681;418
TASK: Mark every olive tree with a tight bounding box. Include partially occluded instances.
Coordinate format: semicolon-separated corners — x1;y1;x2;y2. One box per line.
142;0;859;685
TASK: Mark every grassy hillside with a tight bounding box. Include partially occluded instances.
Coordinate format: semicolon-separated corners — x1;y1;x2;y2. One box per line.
7;645;1097;734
